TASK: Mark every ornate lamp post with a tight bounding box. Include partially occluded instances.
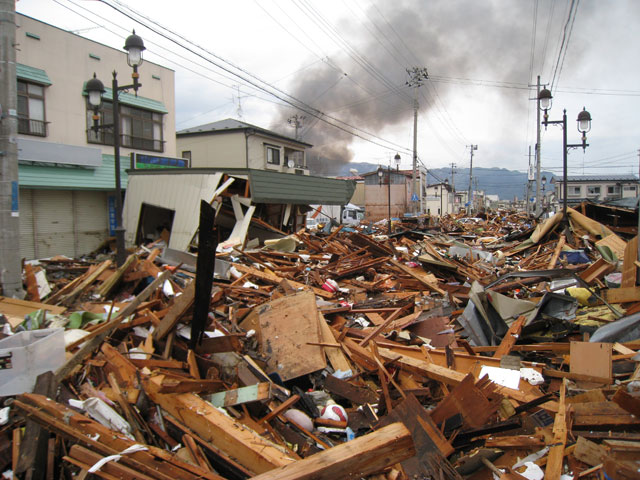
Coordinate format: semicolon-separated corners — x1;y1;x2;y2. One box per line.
538;87;592;235
85;31;146;266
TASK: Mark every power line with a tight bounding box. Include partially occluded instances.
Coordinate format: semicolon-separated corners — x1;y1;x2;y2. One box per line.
100;0;414;154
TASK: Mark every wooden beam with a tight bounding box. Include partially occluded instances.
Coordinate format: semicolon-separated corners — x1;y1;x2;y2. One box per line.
249;423;415;480
545;379;568;479
152;281;195;341
232;263;334;299
548;235;566;269
143;375;294;475
493;316;526;358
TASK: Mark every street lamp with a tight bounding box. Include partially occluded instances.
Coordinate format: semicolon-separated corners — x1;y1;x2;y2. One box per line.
541;175;547;212
538;87;591;235
85;30;146;266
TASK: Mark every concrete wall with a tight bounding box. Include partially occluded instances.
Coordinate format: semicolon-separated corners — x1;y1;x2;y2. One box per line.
16;14;176;156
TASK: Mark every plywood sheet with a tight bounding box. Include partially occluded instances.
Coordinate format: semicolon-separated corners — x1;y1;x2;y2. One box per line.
570;342;612;381
251;291;326;381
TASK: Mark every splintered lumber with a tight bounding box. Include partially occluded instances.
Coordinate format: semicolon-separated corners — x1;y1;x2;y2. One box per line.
324;374;378;405
14;394;220;480
232;263;335;299
318;313;352;374
389;258;446;295
493;316;526;358
59;260;112;306
612;388;640;417
573;436;607;467
249;422;415;480
604;286;640;304
98;253;137;298
378;347;466;386
545;379;568;480
55;270;170;382
430;374;502;429
240;291;326;381
143;375;294;475
377;394;455;478
208;383;272;407
620;236;638;287
152;281;195;341
547;235;565;269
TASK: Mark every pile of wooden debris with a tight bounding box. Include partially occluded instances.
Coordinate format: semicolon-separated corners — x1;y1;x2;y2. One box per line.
1;207;639;480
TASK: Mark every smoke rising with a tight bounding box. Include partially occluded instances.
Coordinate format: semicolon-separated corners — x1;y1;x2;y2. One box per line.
270;0;575;175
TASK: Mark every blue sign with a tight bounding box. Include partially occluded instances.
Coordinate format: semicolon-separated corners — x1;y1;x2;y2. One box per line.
411;193;419;202
108;196;117;236
134;153;188;169
11;181;18;216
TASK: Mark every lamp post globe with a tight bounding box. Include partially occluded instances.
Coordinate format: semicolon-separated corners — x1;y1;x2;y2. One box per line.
124;30;145;67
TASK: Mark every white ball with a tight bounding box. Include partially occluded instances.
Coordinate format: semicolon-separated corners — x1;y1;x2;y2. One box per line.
284;408;314;431
320;404;348;423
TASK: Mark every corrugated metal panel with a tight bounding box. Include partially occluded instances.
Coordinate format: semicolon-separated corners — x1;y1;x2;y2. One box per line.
33;190;75;258
248;169;355;205
16;63;52;85
19;154;128;190
74;191;109;255
123;173;223;251
19;189;36;260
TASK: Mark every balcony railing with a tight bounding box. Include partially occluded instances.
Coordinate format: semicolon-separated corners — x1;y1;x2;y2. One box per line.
18;118;47;137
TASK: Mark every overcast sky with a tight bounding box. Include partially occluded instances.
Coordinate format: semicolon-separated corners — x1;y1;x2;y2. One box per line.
16;0;640;179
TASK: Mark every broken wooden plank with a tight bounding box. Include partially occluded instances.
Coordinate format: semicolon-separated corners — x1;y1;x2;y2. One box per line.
97;254;137;298
59;260;112;306
570;341;612;383
152;281;195;341
545;379;568;479
143;375;294;475
249;422;415;480
232;263;334;299
493;316;526;358
208;383;272;408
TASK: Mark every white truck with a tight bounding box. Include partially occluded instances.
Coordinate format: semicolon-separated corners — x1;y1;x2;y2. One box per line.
308;203;364;228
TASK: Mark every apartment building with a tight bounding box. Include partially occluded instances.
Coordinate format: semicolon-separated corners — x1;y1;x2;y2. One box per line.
15;14;176;259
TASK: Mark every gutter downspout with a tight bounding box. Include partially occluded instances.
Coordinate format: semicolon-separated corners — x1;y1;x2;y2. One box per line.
244;129;254;169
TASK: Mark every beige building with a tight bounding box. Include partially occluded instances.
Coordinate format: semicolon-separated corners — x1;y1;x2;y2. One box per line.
424;182;453;216
554;175;639;206
177;119;311;175
16;14;176;259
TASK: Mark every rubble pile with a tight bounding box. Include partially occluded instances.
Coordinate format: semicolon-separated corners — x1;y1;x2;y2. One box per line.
1;207;639;480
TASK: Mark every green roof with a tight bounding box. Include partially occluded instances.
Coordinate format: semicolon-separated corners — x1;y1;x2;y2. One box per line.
19;154;129;190
248;169;355;205
82;83;168;114
16;64;52;85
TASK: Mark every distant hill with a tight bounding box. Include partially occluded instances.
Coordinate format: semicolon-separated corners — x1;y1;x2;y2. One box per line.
335;162;554;201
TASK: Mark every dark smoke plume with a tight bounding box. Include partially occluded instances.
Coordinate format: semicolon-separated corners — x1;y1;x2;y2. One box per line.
269;0;582;175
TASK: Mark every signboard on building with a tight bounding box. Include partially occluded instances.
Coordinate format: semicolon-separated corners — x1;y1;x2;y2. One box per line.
131;153;189;169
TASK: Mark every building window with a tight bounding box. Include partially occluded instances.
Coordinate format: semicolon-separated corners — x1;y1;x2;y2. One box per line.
17;80;47;136
181;151;192;163
568;186;581;197
624;185;637;192
607;185;620;195
87;101;164;152
266;145;280;165
587;186;600;197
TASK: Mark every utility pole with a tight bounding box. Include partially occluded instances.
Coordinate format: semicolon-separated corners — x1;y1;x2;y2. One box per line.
449;162;456;213
526;146;533;215
406;67;428;214
467;145;477;215
288;114;305;141
0;0;23;297
535;75;542;215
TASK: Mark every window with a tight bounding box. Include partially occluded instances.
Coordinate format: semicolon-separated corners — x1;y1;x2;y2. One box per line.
87;101;164;152
568;186;581;197
587;186;600;196
266;145;280;165
607;185;620;195
17;80;47;136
